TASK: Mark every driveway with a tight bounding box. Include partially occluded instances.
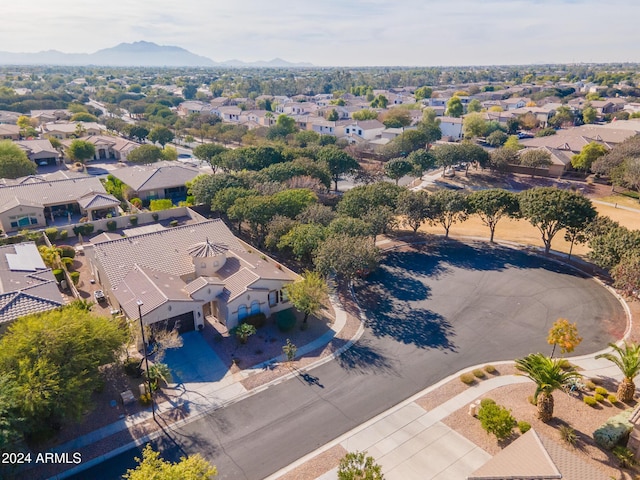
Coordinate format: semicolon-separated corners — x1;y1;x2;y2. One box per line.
161;331;229;385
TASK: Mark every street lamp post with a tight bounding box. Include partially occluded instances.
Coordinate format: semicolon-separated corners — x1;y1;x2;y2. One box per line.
137;299;156;421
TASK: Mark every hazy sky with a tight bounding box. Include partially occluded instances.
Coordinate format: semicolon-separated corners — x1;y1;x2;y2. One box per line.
4;0;639;66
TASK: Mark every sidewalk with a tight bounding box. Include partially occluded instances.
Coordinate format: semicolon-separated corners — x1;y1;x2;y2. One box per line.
39;280;363;480
268;356;626;480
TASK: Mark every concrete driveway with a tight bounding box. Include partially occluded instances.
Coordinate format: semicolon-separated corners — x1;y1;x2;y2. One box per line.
161;331;229;386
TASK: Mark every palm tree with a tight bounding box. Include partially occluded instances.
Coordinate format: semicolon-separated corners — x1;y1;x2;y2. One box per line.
596;342;640;402
515;353;581;422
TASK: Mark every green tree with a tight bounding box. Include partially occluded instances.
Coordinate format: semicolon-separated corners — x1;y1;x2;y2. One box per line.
328;216;372;238
193;143;227;173
278;223;327;261
327;109;339;121
317;145;360;191
128;125;149;142
211;187;257;214
548;105;574;128
0;304;126;438
467;98;483;113
477;402;517;441
370;95;388;108
571;142;608;172
427;190;468;238
406;149;436;176
463;112;488;138
519;149;552;178
284;271;328;324
352;109;379;121
596;343;640;403
503;135;524;151
396;189;429;232
486;130;508;148
337;182;404;218
518;187;596;254
70;112;99;122
314;234;380;279
0;140;36;178
612;253;640;297
582;105;597;124
228;195;276;239
446;96;464;117
547;318;582;357
415;109;442;147
381;109;412;128
467;189;519;242
384;158;413;185
362;205;397;241
414;86;433;101
337;451;384;480
433;143;463;176
123;444;217;480
271;188;318;219
380;130;429;159
127;144;163;164
161;146;178;161
515;353;580;422
148;126;174;147
68;139;96;164
489;147;518;172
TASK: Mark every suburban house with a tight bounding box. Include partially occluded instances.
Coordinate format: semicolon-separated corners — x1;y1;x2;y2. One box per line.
0;124;20;140
500;97;530;110
212;106;242;122
79;135;141;162
0;111;21;124
85;219;297;332
16;139;61;166
0;242;66;334
0;175;120;232
30;109;71;124
438;116;464;140
467;429;600;480
107;162;200;203
42;121;105;139
519;124;637;154
342;120;385;143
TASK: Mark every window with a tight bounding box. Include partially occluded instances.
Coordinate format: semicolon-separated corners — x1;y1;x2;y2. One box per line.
279;289;289;303
238;304;248;320
268;291;278;307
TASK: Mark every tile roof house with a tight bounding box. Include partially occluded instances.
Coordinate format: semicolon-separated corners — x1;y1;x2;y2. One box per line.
30;109;72;124
107;163;200;203
0;124;20;140
42;121;105;139
467;429;602;480
65;135;141;162
0;242;65;333
15;139;61;166
0;175;120;232
85;219;297;332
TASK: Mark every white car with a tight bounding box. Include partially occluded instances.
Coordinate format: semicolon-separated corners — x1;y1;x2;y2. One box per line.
94;290;106;302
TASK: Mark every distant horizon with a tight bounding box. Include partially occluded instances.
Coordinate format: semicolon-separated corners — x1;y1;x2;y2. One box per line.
4;1;640;67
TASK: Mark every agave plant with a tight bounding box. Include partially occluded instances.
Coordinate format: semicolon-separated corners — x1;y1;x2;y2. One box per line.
515;353;581;422
596;343;640;403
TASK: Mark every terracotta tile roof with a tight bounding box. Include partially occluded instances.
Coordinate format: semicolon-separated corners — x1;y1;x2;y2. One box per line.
108;163;200;192
77;192;120;209
468;429;602;480
218;268;260;302
90;219;243;288
184;276;224;295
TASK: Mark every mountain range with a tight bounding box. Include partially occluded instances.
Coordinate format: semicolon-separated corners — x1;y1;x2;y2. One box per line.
0;41;313;68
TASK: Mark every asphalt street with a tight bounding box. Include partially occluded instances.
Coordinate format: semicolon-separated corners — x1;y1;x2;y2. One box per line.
67;242;626;480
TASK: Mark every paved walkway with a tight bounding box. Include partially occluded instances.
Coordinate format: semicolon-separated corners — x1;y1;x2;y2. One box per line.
268;356;625;480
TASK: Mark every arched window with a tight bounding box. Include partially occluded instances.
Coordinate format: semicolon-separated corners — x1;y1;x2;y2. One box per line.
238;304;248;320
250;301;260;315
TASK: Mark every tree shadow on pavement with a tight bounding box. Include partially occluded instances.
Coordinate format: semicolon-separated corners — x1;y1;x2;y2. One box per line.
337;339;397;375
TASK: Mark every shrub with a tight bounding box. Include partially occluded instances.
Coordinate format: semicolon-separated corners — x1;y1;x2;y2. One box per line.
58;229;68;240
276;309;297;332
595;393;605;403
130;198;142;209
585;380;596;390
559;425;577;446
232;323;257;344
595;386;608;396
484;365;497;374
337;451;383;480
52;269;65;283
59;245;75;259
169;220;178;227
608;394;618;404
612;445;637;468
460;373;475;385
123;358;142;377
584;396;598;407
593;410;634;450
61;257;74;270
106;220;117;231
45;227;58;242
473;369;486;379
129;216;138;226
480;398;496;408
150;199;173;211
518;421;531;434
152;212;159;222
83;223;94;235
478;402;516;441
69;271;80;285
243;312;266;328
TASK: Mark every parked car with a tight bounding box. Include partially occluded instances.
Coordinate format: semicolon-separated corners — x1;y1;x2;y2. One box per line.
94;290;106;302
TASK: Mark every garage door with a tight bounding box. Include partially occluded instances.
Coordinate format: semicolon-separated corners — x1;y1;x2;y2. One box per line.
152;311;195;334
